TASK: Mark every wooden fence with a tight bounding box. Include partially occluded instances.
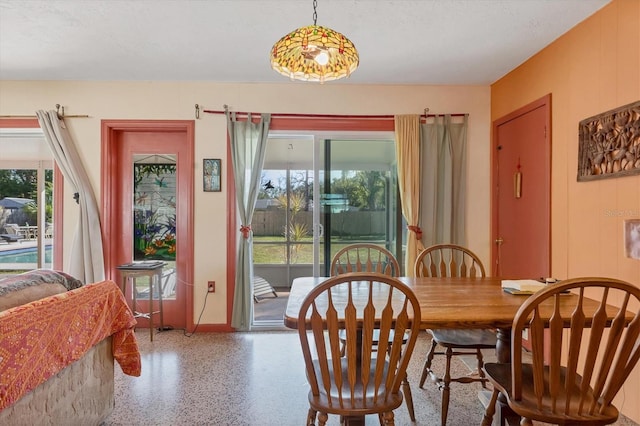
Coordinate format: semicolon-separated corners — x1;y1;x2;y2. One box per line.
252;210;388;237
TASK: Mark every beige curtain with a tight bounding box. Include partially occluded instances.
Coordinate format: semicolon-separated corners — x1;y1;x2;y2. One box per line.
394;115;425;276
421;114;468;246
36;110;105;283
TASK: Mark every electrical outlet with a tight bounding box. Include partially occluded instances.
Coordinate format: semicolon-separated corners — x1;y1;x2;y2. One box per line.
207;281;215;293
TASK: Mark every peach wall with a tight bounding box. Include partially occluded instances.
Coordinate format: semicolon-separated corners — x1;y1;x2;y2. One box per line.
491;0;640;421
0;81;491;325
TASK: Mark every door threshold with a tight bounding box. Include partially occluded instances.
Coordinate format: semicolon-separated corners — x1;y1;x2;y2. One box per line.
251;320;288;331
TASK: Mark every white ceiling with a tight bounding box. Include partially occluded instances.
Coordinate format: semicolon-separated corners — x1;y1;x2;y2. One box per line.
0;0;609;85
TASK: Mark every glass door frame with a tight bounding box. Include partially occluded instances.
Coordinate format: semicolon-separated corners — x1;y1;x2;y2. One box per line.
233;117;397;330
318;135;401;276
101;120;194;331
312;135;322;277
257;129;399;282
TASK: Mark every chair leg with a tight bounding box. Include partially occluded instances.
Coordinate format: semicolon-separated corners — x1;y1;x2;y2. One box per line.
402;372;415;421
382;411;395;426
520;418;533;426
317;412;328;426
307;408;317;426
481;389;499;426
440;347;453;426
476;349;488;388
419;337;438;388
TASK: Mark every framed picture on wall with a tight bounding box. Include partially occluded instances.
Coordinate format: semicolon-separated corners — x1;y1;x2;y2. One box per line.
624;219;640;260
203;159;221;192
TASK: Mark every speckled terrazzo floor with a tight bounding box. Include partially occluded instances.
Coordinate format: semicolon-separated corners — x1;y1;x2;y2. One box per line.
103;330;639;426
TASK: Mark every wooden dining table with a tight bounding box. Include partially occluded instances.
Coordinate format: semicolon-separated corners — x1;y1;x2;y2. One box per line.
284;275;613;425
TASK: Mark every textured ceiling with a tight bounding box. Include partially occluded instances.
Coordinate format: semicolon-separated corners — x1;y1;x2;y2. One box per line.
0;0;609;85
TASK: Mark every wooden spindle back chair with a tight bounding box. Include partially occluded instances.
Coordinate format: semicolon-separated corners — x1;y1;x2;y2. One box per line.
414;243;495;425
482;277;640;426
414;243;485;278
330;244;415;420
330;244;401;277
297;272;421;426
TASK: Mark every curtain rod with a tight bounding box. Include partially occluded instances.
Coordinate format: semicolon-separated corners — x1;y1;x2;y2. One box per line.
0;115;89;118
0;104;89;119
196;104;466;120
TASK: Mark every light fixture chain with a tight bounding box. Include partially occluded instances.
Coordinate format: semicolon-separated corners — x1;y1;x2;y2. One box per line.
312;0;318;25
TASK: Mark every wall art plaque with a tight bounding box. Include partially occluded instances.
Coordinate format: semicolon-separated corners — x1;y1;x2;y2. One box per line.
577;100;640;181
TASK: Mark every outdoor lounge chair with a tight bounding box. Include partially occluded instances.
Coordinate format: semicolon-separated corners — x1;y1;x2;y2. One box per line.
2;224;24;242
0;234;19;243
253;275;278;302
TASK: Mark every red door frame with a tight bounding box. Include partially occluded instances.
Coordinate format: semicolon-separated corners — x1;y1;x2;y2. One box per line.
101;120;195;331
0;118;63;271
225;117;395;329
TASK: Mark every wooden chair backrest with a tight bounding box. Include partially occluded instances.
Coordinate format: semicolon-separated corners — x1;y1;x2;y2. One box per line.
330;244;400;277
414;244;485;278
296;272;421;412
511;277;640;419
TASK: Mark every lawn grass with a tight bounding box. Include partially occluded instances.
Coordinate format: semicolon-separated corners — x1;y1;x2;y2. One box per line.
252;236;389;264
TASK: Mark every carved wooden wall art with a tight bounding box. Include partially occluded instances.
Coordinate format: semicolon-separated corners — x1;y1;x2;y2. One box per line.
577;100;640;181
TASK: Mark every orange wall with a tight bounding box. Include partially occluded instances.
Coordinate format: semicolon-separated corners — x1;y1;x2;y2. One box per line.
491;0;640;422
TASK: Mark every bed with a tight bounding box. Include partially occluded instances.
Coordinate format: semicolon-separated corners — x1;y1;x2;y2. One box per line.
0;270;141;425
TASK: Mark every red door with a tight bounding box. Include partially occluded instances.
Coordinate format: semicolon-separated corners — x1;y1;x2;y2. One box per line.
492;95;551;279
102;121;194;330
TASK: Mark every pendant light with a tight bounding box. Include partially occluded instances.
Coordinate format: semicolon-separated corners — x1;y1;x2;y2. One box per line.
270;0;359;83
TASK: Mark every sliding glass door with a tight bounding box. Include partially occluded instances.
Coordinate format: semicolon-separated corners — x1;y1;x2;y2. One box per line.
253;136;316;293
253;132;400;324
321;138;400;273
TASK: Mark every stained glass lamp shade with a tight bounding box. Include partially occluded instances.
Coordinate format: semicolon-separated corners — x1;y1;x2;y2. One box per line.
270;24;359;83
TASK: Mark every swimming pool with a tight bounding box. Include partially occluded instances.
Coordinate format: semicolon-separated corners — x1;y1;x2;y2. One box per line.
0;246;52;264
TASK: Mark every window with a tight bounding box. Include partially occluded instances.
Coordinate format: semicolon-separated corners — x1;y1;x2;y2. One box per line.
0;128;56;271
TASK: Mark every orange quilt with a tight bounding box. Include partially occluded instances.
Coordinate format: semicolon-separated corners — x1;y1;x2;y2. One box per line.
0;280;141;410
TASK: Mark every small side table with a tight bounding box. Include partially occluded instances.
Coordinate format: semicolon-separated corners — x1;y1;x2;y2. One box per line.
117;261;166;341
